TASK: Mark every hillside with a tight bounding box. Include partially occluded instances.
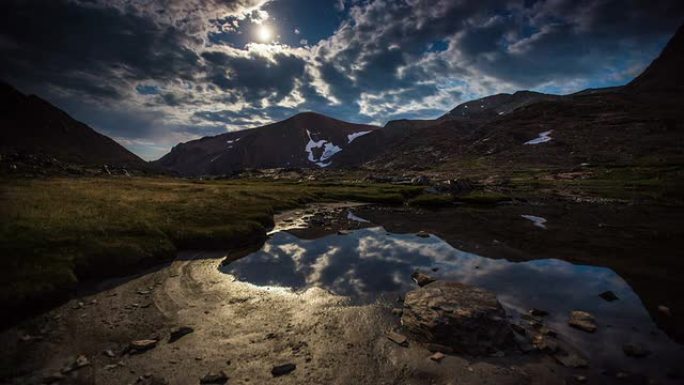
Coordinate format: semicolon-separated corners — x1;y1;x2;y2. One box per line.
155;112;379;176
0;82;145;168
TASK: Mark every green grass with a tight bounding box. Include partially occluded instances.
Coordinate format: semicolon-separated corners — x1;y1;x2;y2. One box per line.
454;191;512;204
407;193;454;207
0;177;422;308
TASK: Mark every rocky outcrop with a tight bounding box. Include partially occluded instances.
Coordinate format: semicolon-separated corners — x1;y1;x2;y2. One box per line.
401;281;513;355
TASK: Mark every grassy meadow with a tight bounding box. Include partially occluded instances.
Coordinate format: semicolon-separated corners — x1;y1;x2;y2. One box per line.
0;177;422;309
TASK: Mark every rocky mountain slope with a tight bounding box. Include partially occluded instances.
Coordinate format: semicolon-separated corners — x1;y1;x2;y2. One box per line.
0;82;146;168
363;24;684;173
154;112;379;176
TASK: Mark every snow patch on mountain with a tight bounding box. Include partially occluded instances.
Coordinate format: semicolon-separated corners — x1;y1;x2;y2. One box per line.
524;130;553;145
347;130;372;143
305;129;342;167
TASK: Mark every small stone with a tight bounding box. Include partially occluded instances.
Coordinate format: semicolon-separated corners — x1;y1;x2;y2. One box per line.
568;311;597;333
271;363;296;377
528;308;549;317
129;339;158;353
429;352;446;362
62;355;90;373
599;291;619;302
657;305;671;317
168;326;194;343
104;364;119;370
416;231;430;238
386;331;408;346
623;343;650;358
200;371;228;384
532;334;558;353
137;375;169;385
410;270;436;287
103;349;116;358
574;374;588;383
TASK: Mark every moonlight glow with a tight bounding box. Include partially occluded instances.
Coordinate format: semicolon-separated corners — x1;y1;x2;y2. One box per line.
256;25;273;42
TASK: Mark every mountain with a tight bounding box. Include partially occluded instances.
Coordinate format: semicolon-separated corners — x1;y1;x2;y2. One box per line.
154;112;379;176
438;91;561;122
628;24;684;93
364;25;684;172
156;24;684;177
0;82;145;167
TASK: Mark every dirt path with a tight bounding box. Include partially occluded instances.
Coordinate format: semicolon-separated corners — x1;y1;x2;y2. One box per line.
1;205;595;385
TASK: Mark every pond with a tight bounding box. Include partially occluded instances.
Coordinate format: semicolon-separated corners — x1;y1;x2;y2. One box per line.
221;205;684;382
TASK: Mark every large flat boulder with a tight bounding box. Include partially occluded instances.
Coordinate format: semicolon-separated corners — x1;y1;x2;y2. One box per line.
401;281;513;355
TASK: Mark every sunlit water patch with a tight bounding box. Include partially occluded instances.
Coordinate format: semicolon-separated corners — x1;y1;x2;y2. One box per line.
221;226;683;378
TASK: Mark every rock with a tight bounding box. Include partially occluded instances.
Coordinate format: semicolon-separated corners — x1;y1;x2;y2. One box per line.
532;334;559;353
553;351;588;368
129;339;158;353
271;363;296;377
528;308;549;317
574;374;588;383
568;311;597;333
410;270;436;287
411;175;431;185
599;291;619;302
62;354;90;373
657;305;671;316
416;231;430;238
199;371;229;384
401;281;513;355
103;349;117;357
168;326;194;343
386;331;408;347
136;374;169;385
429;352;446;362
623;343;651;358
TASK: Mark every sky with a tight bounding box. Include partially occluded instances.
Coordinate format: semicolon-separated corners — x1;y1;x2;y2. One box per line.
1;0;683;160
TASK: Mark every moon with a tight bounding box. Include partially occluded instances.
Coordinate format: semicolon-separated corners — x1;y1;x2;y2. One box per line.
256;25;273;42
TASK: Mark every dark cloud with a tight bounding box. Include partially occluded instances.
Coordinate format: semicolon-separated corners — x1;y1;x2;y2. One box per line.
1;0;682;160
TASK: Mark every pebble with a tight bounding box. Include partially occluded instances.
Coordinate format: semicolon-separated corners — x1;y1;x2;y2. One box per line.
129;339;158;353
168;326;194;343
568;311;597;333
657;305;671;316
386;331;408;347
200;371;229;384
528;308;549;317
429;352;446;362
599;291;619;302
271;363;296;377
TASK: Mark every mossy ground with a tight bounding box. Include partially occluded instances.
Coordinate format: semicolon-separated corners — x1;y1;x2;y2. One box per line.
0;177;422;308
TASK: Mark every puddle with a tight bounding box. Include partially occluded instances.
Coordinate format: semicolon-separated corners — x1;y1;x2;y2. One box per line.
222;210;683;381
